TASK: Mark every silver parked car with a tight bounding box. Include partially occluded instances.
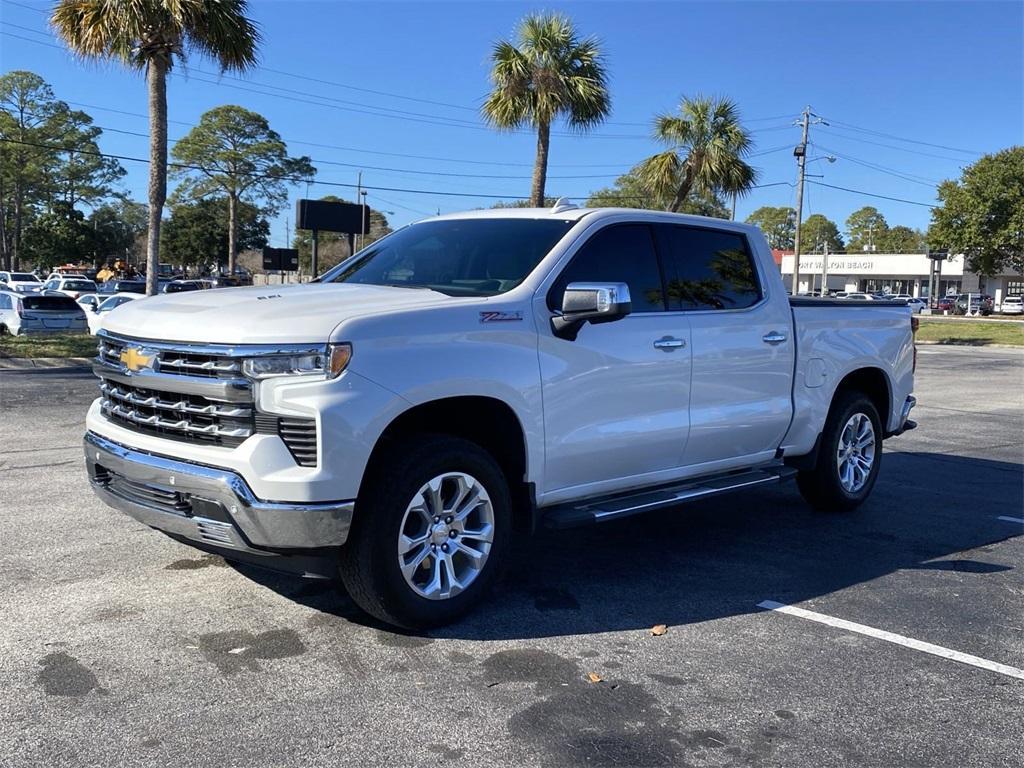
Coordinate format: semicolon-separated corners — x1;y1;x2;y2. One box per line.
0;290;88;335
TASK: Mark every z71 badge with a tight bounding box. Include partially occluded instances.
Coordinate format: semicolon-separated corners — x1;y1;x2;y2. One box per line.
479;311;523;323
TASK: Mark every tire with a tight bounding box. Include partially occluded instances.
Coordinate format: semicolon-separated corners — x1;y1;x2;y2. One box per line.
339;434;513;629
797;391;883;512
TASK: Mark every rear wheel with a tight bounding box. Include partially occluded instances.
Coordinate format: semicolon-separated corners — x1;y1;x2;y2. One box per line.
797;391;882;512
339;435;512;629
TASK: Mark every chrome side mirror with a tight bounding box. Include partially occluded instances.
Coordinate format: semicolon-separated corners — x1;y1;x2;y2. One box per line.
552;281;632;340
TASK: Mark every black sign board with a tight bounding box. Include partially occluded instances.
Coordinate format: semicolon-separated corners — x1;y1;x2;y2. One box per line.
262;247;299;271
295;199;369;234
927;249;949;261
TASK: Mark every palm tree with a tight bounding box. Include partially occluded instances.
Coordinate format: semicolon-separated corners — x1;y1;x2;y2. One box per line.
483;12;610;207
51;0;259;295
636;95;758;213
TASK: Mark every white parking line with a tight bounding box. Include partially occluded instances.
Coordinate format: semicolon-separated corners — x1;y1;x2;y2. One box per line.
997;516;1024;525
758;600;1024;681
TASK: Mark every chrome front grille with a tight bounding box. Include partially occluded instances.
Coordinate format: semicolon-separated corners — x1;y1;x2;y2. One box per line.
94;332;319;464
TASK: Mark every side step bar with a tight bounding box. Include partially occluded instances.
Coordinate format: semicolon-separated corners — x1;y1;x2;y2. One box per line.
542;465;798;529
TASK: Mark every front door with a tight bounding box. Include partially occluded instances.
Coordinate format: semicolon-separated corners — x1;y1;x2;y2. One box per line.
537;223;692;501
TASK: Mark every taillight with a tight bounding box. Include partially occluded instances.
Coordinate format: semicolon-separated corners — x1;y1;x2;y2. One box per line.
16;301;24;318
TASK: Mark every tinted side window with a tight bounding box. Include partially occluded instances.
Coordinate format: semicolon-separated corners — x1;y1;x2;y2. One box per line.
549;224;665;312
658;225;761;310
0;295;10;309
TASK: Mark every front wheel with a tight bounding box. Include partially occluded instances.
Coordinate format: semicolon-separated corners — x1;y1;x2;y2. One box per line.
339;435;512;629
797;392;882;512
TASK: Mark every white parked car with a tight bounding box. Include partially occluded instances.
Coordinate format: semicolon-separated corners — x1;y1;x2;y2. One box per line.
84;206;917;629
86;293;138;335
895;296;926;313
0;290;88;335
843;292;873;301
1000;295;1022;315
0;271;44;294
77;294;102;311
40;276;98;300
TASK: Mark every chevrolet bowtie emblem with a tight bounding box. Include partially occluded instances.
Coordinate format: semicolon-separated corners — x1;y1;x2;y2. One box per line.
120;347;154;373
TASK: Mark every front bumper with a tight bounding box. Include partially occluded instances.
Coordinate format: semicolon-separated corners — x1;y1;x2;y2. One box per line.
84;431;354;557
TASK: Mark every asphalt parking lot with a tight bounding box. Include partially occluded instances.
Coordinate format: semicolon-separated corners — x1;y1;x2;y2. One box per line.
1;345;1022;768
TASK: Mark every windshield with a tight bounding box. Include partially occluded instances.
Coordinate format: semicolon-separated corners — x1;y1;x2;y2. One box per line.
11;273;37;282
320;218;575;297
63;280;95;291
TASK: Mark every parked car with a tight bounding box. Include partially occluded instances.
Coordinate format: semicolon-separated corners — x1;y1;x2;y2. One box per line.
1000;295;1023;315
162;279;208;294
893;295;926;314
843;292;873;301
206;275;241;288
77;294;102;311
0;271;44;294
39;276;98;300
85;206;917;629
111;280;147;294
0;291;87;335
953;294;993;316
934;296;957;313
86;293;138;335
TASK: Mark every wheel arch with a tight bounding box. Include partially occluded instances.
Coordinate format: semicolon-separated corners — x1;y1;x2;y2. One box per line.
359;395;536;531
833;366;892;430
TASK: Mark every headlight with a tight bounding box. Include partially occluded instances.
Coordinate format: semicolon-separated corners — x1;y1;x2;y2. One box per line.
242;343;352;380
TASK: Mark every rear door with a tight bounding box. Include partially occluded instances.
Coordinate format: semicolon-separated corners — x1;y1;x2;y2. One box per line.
654;223;795;472
537;222;692;500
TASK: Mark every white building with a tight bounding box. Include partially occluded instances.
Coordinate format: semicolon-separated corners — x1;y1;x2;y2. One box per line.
780;251;964;298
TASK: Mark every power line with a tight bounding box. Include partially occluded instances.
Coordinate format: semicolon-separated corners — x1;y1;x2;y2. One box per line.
68;103;637;169
808;181;935;208
819;115;981;155
0;136;792;204
813;144;942;187
820;127;972;163
88;125;631;180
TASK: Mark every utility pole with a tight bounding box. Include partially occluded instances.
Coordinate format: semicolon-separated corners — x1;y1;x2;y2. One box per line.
791;107;811;294
355;171;363;251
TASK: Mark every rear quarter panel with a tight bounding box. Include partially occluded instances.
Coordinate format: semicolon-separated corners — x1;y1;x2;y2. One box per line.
783;303;914;456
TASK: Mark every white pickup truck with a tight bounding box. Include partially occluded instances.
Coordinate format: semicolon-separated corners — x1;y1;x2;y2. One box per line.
84;205;917;628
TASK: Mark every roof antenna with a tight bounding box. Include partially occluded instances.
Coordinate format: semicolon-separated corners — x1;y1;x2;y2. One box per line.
550;197;577;213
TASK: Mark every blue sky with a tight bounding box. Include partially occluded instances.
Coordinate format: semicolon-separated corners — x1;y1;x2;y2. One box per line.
1;0;1021;247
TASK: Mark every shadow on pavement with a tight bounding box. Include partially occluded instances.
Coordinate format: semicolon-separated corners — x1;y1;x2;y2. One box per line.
232;450;1023;640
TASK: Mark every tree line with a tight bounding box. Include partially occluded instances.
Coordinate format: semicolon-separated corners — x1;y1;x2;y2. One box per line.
2;3;1019;289
744;205;928;254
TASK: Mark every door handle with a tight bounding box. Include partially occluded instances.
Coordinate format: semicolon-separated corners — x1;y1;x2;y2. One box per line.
653;336;686;351
762;331;788;345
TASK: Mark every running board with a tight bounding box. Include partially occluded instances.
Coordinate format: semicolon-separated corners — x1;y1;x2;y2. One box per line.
542;466;798;529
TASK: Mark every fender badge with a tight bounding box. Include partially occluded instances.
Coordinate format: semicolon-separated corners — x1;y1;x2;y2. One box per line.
479;311;523;323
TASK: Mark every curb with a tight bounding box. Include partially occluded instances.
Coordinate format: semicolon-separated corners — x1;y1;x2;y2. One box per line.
0;356;92;370
916;341;1022;350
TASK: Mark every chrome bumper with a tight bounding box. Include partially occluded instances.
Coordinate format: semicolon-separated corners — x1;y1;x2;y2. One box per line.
84;432;353;553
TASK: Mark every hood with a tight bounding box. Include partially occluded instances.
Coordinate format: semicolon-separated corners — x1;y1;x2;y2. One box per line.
101;282;457;344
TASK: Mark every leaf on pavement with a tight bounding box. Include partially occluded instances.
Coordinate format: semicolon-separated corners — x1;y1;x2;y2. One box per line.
587;672;604;684
650;624;668;636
